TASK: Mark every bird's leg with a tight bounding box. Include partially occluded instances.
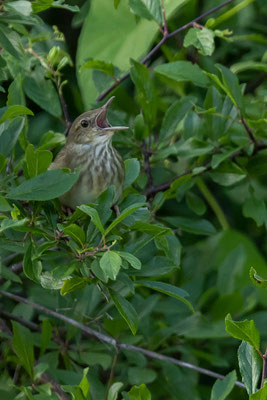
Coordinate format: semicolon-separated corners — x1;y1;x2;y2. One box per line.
112;204;120;217
62;205;74;216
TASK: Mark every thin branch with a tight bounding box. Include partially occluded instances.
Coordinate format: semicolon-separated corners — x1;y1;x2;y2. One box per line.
240;116;256;145
160;0;168;37
0;314;70;400
106;347;119;399
97;0;235;101
142;140;153;188
261;347;267;388
145;142;267;199
0;309;39;331
197;179;230;231
39;373;70;400
0;289;245;389
55;81;72;137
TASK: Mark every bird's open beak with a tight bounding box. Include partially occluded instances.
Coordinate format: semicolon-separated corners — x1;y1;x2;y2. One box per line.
96;96;128;132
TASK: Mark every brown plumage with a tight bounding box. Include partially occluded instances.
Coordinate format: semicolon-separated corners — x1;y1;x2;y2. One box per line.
49;97;128;209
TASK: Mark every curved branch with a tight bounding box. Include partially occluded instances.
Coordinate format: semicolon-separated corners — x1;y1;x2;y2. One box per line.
0;289;245;389
97;0;235;101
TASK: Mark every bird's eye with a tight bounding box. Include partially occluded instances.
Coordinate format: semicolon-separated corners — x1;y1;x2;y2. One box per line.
81;119;89;128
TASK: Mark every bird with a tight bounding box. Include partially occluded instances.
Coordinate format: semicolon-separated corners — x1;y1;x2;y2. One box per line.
49;96;128;209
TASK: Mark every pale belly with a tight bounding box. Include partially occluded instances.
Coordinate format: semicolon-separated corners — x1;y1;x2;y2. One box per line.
59;155;124;209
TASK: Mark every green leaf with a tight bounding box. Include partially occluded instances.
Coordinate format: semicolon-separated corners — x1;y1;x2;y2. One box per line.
238;341;261;395
184;27;215;56
23;243;42;282
159;97;196;141
176;138;214;158
225;314;260;350
129;0;163;25
23;69;61;117
211;148;241;169
60;277;87;296
215;64;243;110
40;320;52;357
210;370;237;400
52;1;79;12
0;217;28;232
0;24;22;59
7;169;80;201
231;61;267;74
127;384;151;400
0;117;25;156
0;195;12;212
119;252;141;269
128;367;157;385
78;205;105;235
110;290;138;335
131;221;172;236
76;0;188;107
209;161;246;186
163;216;216;235
12;322;34;378
81;59;115;75
108;382;124;400
100;251;122;280
79;368;90;398
249;267;267;289
137;280;194;312
104;202;145;236
5;1;33;16
63;224;85;246
130;59;157;128
114;0;121;9
24;144;53;178
0;105;33;123
155;61;210;87
186;192;206;216
242;193;266;227
124;158;140;187
249;384;267;400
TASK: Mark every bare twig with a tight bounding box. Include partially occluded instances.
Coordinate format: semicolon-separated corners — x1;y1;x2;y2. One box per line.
240;116;256;145
0;289;245;389
145;142;267;199
55;81;72;137
106;347;119;399
39;373;70;400
261;347;267;388
0;309;38;331
142;140;153;188
97;0;235;101
160;0;168;37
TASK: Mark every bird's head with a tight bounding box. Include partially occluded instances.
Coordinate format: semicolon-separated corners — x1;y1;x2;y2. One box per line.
67;96;128;145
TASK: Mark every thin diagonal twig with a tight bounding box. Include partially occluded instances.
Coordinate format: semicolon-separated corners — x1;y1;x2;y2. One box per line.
0;289;245;389
97;0;235;101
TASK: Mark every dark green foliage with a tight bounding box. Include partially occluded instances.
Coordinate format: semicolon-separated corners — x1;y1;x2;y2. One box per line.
0;0;267;399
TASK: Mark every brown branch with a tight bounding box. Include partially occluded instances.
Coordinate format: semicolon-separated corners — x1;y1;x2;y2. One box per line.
145;142;267;199
240;116;256;145
0;313;70;400
97;0;235;101
0;289;245;389
106;348;119;399
55;81;72;137
142;140;153;188
261;347;267;388
160;0;168;37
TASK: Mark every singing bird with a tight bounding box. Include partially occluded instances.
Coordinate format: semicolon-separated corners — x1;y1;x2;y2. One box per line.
49;97;128;209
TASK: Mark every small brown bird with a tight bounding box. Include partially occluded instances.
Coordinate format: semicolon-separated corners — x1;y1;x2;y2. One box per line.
49;97;128;209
